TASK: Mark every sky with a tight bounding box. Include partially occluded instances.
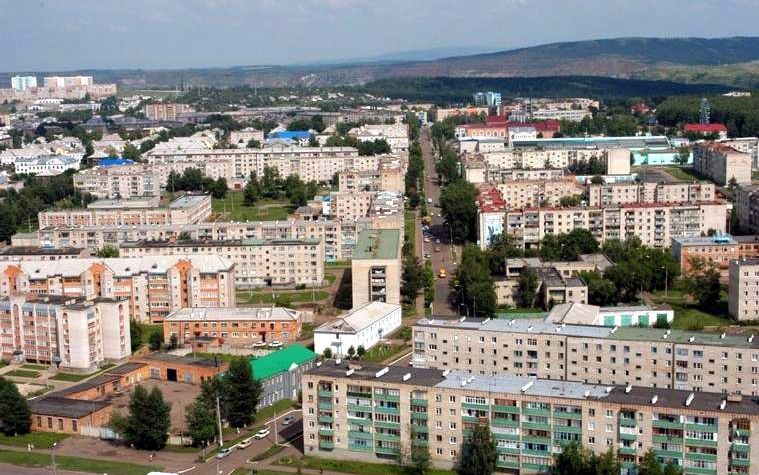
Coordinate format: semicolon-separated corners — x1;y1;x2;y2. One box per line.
2;0;759;72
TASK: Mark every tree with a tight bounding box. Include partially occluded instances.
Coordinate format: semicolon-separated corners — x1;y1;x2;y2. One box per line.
682;257;721;309
243;172;261;206
487;232;522;275
122;143;141;162
322;347;333;359
517;268;539;308
185;398;216;447
225;357;261;428
590;175;604;185
95;245;119;258
246;139;261;149
125;386;171;450
440;181;478;242
169;334;179;350
552;441;594;474
356;345;366;359
0;377;31;435
456;423;496;475
422;260;435;307
399;427;431;475
453;245;497;318
578;271;619;306
130;323;143;352
401;255;423;305
149;331;162;351
347;346;356;359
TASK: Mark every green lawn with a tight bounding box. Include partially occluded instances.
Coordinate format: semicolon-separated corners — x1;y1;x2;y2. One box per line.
277;455;455;475
326;260;351;268
213;193;293;221
232;469;292;475
250;442;287;461
323;273;338;284
237;290;330;305
361;342;410;363
50;362;116;382
662;166;707;182
648;289;733;330
138;323;164;347
5;370;40;379
299;323;316;342
20;364;47;371
0;432;68;449
255;399;296;423
0;449;157;475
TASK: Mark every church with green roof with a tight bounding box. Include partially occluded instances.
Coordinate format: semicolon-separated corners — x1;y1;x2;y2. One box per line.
250;344;317;407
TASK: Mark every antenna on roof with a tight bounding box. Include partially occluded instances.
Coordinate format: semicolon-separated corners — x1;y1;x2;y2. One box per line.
688;336;695;343
611;326;618;334
749;334;755;343
721;332;726;339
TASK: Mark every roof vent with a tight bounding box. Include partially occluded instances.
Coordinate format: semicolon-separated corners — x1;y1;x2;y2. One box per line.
375;367;389;378
721;332;726;339
460;380;467;387
749;334;755;343
662;334;668;339
611;326;618;334
521;381;534;393
651;395;658;405
402;372;411;381
346;368;355;377
625;384;632;394
584;390;591;398
509;319;515;326
719;399;727;410
459;316;466;322
468;376;475;383
606;386;613;393
443;369;450;377
315;361;322;367
527;325;533;332
688;336;695;343
685;393;695;407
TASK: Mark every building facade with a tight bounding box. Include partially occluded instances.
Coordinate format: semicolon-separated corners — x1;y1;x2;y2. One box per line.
729;258;759;321
588;182;716;207
252;344;317;407
693;142;752;186
314;302;402;356
73;165;161;199
351;230;401;307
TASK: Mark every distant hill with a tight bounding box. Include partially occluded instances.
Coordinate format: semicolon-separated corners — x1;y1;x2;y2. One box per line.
5;36;759;89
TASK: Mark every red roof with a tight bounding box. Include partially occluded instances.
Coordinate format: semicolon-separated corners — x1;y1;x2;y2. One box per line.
486;115;507;125
505;120;560;133
477;188;506;213
684;123;727;133
460;123;507;130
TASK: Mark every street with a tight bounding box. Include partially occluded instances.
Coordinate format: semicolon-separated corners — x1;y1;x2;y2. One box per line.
419;126;458;316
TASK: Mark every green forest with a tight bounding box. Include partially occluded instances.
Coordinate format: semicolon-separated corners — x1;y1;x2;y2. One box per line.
655;94;759;137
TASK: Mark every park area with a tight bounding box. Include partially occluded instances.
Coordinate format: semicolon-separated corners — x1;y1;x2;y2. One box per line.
212;193;294;221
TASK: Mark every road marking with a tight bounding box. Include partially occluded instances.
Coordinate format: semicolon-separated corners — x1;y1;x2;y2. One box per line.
178;466;196;473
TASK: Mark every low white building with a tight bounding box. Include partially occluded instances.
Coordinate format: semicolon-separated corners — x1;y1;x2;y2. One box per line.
14;155;81;176
547;302;674;327
313;302;401;356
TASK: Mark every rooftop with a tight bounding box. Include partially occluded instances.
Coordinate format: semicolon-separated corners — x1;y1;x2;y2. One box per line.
0;246;84;256
137;353;226;368
169;194;210;209
121;237;320;248
315;302;400;335
353;229;400;260
250;344;316;381
30;396;110;418
307;359;447;387
165;307;300;322
436;370;610;400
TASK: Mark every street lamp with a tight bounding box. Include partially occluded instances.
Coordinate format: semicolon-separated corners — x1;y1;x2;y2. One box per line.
51;442;57;475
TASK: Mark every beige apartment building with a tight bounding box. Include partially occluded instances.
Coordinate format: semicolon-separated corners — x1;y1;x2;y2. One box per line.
588;181;716;207
120;237;324;288
485;202;728;249
0;255;235;323
733;185;759;235
38;194;211;228
351;229;401;307
728;258;759;321
693;142;752;186
303;361;758;474
464;160;566;184
73;164;161;199
338;167;404;193
495;179;583;208
0;294;131;370
412;317;759;396
145;145;391;184
143;103;192;121
23;218;373;262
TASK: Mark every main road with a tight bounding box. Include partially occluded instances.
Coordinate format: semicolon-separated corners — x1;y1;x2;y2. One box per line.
419;127;458;316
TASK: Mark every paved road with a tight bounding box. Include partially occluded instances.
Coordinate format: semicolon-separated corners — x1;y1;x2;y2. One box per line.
419;127;457;316
0;463;84;475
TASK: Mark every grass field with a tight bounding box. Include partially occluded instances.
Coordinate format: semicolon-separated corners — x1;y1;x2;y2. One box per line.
277;455;455;475
0;449;157;475
254;399;296;423
648;289;733;330
662;166;707;182
213;193;293;221
50;362;116;382
299;322;316;341
0;432;68;449
5;370;41;379
361;342;410;363
237;290;330;305
20;364;48;371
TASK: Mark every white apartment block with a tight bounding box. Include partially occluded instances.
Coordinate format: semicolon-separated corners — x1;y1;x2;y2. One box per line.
14;156;81;176
120;237;325;289
718;137;759;168
349;123;410;152
73;165;161;199
481;202;728;249
729;258;759;321
0;255;236;323
0;294;130;370
38;194;211;228
43;76;93;88
531;108;592;122
694;142;752;186
11;75;37;91
495;179;583;208
146;145;387;184
587;181;716;207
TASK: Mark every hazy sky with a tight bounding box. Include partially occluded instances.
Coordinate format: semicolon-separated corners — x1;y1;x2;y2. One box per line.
2;0;758;72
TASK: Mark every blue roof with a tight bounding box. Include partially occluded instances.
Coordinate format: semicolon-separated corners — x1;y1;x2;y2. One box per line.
98;158;135;167
269;131;312;140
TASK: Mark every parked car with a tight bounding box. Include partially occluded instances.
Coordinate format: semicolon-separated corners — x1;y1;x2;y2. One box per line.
216;447;232;459
237;437;254;449
254;428;271;439
268;341;283;348
281;415;295;426
434;246;441;252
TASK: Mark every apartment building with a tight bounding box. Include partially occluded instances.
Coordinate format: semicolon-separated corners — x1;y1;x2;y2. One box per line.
531;108;592;121
326;191;404;225
480;202;728;249
11;75;37;91
0;255;235;323
303;361;759;474
464;160;565;184
229;128;264;147
588;182;716;207
73;164;160;199
38;194;211;228
43;76;93;88
338;167;404;193
352;229;401;307
734;185;759;235
0;294;130;370
145;145;387;184
434;107;489;121
693;142;752;186
143;103;192;121
349;123;409;153
717;137;759;168
0;247;88;262
412;317;759;395
314;302;402;356
163;306;302;346
119;237;324;288
728;258;759;321
27;218;372;262
495;179;583;208
14;155;81;176
672;235;759;275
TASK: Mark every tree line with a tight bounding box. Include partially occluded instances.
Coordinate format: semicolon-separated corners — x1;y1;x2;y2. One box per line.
242;167;320;208
166;168;229;199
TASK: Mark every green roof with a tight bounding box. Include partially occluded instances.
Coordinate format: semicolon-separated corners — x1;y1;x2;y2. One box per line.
353;229;400;260
250;344;317;381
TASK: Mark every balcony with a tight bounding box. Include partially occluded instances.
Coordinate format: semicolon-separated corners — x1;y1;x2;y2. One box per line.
522;407;551;417
318;389;333;398
618;446;637;456
521;421;551;431
318;415;333;423
318;441;335;450
374;446;401;456
684;437;718;448
375;432;401;442
411;398;428;406
491;404;521;414
348;431;373;440
318;402;333;411
318;427;334;435
652;419;683;430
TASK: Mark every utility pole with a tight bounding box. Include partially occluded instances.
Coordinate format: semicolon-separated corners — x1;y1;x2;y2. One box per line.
216;396;224;448
51;442;57;475
273;409;279;446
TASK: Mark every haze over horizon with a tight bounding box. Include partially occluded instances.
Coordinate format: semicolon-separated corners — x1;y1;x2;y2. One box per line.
2;0;759;72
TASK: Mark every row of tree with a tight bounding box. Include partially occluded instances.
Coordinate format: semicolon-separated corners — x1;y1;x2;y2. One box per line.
166;168;230;199
242;167;320;208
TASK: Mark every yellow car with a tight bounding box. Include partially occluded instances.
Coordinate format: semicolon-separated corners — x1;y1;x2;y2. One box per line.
438;269;447;279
